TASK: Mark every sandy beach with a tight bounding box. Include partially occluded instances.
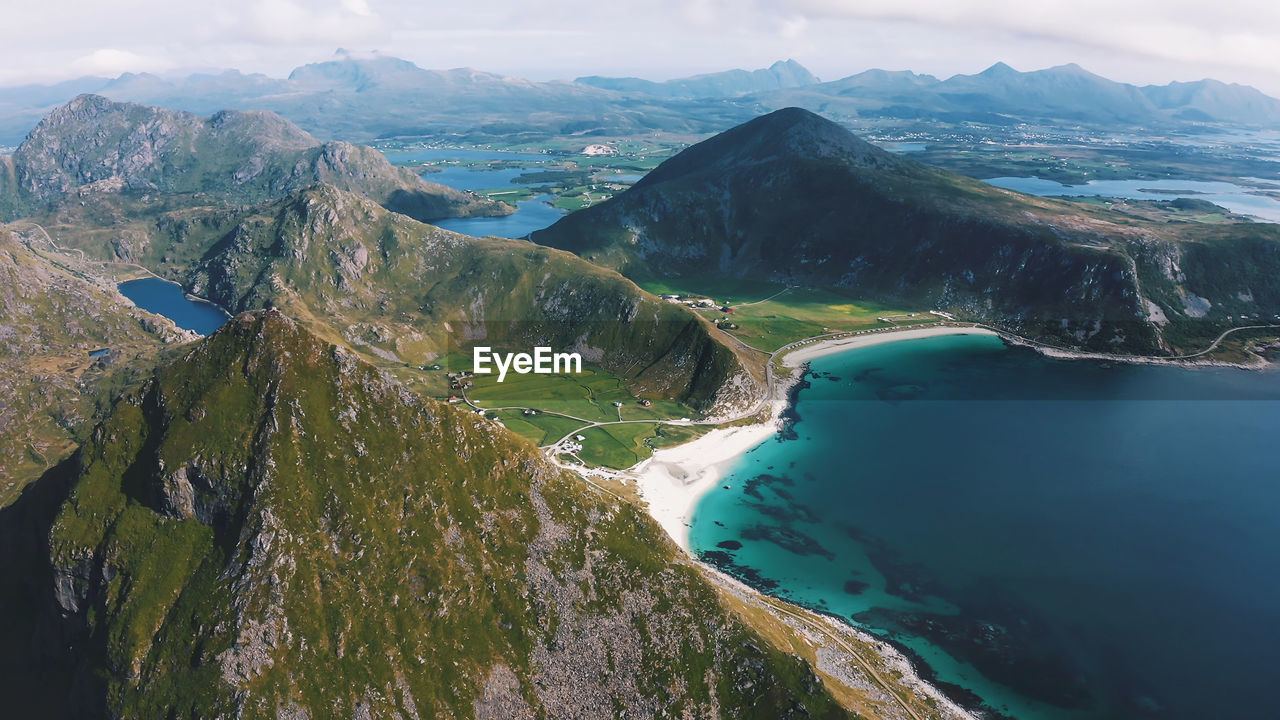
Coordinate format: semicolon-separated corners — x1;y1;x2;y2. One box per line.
632;324;998;551
782;325;997;366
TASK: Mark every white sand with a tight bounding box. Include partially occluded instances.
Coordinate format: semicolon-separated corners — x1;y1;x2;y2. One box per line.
633;324;998;551
632;422;782;551
782;325;997;366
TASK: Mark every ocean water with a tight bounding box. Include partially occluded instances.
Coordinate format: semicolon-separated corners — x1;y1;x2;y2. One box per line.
118;277;230;335
690;334;1280;719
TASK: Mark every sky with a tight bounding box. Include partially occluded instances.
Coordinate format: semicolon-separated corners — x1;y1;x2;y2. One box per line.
3;0;1280;96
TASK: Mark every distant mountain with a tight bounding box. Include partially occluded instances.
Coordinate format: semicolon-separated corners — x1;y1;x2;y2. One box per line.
0;310;850;718
3;95;507;222
533;107;1280;355
755;62;1280;127
1139;78;1280;123
576;59;819;98
2;56;1277;148
935;62;1158;123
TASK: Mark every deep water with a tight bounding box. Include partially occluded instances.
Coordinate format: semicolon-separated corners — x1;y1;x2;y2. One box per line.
690;333;1280;719
118;277;230;335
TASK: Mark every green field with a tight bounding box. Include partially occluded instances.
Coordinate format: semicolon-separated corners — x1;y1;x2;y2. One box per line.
467;365;693;424
573;422;711;469
491;409;588;446
639;280;933;352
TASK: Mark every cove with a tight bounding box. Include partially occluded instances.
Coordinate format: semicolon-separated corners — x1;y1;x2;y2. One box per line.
690;333;1280;719
118;277;230;335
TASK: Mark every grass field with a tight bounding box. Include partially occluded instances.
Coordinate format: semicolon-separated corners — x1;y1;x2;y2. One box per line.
467;365;694;423
573;422;712;469
491;409;588;445
639;280;933;352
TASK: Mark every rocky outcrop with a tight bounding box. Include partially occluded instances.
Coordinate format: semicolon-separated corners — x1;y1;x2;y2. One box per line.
6;94;508;222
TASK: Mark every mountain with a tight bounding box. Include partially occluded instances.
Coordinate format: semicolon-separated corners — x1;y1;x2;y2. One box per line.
533;107;1280;355
576;60;819;98
0;225;190;500
755;62;1280;128
184;184;758;412
934;62;1158;123
1139;78;1280;123
3;95;508;222
4;56;1278;150
0;310;852;718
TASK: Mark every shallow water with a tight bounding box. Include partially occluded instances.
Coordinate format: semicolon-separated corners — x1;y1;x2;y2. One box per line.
690;334;1280;719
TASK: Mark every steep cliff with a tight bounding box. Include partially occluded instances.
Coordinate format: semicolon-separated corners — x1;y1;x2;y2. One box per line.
1;311;849;719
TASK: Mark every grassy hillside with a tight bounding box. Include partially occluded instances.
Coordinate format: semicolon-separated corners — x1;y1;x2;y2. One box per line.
0;225;187;503
1;311;852;719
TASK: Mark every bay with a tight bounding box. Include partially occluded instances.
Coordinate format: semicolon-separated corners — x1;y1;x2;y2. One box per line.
690;333;1280;719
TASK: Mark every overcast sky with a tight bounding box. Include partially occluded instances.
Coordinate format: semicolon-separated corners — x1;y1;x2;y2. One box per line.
4;0;1280;95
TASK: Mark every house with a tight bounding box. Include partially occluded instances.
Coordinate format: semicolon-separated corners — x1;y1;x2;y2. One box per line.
448;395;462;403
612;401;623;407
639;399;652;407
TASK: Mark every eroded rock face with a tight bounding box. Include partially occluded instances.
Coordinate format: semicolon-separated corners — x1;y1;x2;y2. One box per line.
31;312;847;719
8;95;507;221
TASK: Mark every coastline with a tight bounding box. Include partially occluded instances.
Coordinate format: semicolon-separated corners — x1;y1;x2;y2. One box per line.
631;325;998;552
626;324;992;720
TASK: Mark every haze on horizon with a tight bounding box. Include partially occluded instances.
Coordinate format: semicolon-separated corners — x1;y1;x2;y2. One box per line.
3;0;1280;96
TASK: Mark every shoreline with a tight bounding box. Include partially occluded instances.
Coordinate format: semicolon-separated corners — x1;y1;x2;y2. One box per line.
631;325;998;552
626;324;993;720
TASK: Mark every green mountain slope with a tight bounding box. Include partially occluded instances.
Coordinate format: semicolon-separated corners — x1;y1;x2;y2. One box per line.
533;107;1280;354
189;184;756;412
0;225;187;501
2;311;850;719
4;94;508;223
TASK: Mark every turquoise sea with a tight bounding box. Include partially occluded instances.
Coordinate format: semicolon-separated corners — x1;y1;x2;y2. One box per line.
690;333;1280;719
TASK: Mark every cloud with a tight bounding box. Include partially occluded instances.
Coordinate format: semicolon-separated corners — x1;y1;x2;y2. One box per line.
70;48;174;77
785;0;1280;76
218;0;386;45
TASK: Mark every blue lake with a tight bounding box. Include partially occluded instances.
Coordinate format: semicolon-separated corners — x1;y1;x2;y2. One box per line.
380;146;569;238
691;333;1280;719
118;277;230;335
985;176;1280;222
433;194;566;239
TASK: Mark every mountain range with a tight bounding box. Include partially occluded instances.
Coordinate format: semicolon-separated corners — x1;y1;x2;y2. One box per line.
1;53;1278;147
0;95;760;496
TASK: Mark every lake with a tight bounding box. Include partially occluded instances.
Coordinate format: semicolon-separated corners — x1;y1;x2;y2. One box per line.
985;176;1280;222
118;277;230;335
432;194;566;239
690;333;1280;719
380;146;569;238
